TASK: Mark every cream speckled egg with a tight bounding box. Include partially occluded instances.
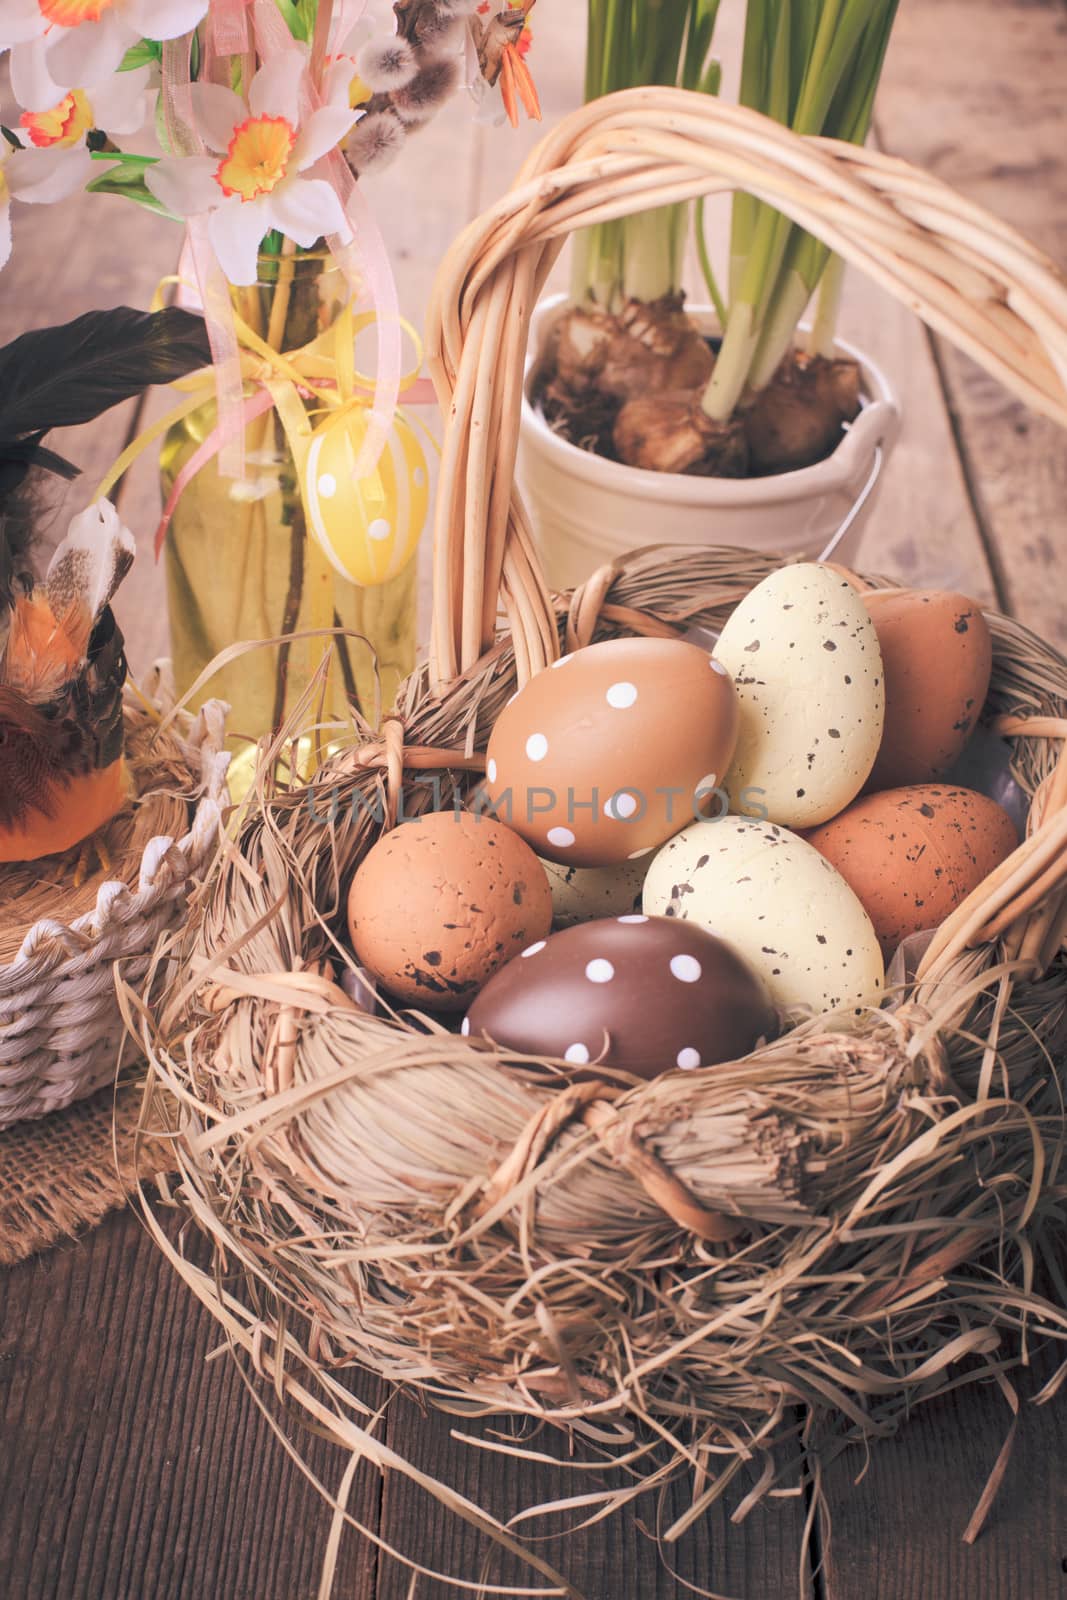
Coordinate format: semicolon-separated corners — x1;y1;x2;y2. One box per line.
541;854;650;927
642;815;884;1021
715;564;885;827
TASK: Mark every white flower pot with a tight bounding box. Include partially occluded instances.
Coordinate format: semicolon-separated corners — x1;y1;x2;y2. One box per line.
518;294;902;591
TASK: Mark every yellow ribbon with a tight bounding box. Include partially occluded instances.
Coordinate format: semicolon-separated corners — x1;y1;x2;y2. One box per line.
93;277;433;742
94;284;429;559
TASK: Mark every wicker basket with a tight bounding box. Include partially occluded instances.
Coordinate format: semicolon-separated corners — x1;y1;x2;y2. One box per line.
0;668;228;1126
136;92;1067;1584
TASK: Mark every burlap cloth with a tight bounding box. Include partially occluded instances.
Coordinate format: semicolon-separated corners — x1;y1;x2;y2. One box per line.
0;1075;176;1267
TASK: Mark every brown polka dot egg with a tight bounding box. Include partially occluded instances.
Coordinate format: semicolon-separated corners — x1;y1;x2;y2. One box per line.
463;914;777;1080
347;810;552;1012
483;637;740;868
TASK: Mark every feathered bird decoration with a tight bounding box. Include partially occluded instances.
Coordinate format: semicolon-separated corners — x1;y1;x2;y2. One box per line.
0;502;134;862
0;306;211;864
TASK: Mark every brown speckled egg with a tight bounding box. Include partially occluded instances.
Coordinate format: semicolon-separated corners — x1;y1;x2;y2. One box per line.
347;811;552;1011
806;784;1017;959
484;637;739;868
463;915;777;1079
862;589;993;788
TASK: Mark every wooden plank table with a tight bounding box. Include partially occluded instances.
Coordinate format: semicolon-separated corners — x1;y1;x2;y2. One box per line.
2;1;1066;1595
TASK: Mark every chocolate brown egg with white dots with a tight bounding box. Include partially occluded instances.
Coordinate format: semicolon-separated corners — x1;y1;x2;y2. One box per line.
463;915;777;1079
483;637;740;868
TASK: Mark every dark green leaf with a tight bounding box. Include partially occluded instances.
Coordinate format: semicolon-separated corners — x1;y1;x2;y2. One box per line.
89;150;161;166
85;157;172;214
119;38;162;70
274;0;310;40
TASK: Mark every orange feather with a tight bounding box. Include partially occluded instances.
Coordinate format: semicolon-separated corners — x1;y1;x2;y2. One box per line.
2;591;87;699
0;757;129;864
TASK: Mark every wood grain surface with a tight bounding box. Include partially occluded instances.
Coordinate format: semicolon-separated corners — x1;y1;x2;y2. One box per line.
870;0;1067;647
2;0;1066;1595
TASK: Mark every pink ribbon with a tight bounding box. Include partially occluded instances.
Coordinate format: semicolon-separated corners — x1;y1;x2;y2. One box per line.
154;388;275;560
160;35;199;155
153;379;436;561
211;0;251;56
252;0;295;56
324;151;403;481
189;218;248;481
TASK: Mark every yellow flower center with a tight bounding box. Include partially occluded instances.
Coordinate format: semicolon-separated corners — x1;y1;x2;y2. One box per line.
0;168;8;205
215;115;297;202
20;89;94;149
39;0;114;23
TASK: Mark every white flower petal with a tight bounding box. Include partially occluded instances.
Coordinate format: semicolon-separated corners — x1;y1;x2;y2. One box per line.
208;196;270;285
46;16;133;91
268;176;350;248
335;16;375;56
0;201;12;274
248;48;305;124
190;81;246;153
323;56;356;109
293;106;358;170
144;155;220;218
5;144;91;205
9;38;65;112
126;0;211;40
95;65;152;136
0;0;47;50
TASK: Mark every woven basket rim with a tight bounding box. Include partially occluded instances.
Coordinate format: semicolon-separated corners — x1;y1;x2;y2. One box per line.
424;87;1067;691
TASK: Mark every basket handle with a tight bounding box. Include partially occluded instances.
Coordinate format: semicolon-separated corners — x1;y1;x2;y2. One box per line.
425;86;1067;689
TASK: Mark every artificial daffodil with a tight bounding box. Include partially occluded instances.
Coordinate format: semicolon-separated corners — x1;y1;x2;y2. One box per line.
144;49;359;286
0;0;209;112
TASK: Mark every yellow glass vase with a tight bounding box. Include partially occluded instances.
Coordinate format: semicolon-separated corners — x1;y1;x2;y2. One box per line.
160;251;418;765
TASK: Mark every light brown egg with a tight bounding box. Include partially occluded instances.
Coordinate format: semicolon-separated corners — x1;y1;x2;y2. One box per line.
805;784;1017;959
347;811;552;1011
484;637;739;868
862;589;992;789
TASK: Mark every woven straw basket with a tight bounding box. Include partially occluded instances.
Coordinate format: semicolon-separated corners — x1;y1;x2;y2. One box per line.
0;671;228;1126
136;91;1067;1583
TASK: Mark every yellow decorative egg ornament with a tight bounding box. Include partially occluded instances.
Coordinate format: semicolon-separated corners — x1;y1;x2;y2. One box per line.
304;408;428;587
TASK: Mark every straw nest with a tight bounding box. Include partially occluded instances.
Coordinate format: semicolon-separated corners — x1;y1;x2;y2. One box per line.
133;546;1067;1577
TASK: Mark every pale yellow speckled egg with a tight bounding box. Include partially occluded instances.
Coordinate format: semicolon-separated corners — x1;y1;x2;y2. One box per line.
541;854;650;927
715;564;885;827
642;815;884;1023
